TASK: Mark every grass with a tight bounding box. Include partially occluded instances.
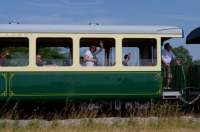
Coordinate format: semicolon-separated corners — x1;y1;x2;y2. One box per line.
0;100;199;131
0;117;200;132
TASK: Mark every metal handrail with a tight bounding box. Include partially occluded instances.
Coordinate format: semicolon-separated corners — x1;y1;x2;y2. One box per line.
162;65;186;89
181;65;186;105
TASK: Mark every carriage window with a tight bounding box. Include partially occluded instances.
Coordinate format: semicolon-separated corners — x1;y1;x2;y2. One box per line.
0;38;29;67
36;38;73;67
80;38;115;67
122;38;157;66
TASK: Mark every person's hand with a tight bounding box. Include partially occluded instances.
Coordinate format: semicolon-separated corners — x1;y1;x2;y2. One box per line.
5;50;10;56
93;59;98;62
176;60;181;66
165;63;170;67
178;60;182;66
127;53;131;59
99;41;103;47
177;63;181;66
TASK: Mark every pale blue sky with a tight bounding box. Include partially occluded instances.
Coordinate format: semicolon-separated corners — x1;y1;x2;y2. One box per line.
1;0;200;60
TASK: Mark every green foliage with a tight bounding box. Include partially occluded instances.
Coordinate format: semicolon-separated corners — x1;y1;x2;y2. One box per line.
2;47;28;54
38;47;67;59
1;47;70;66
2;47;29;66
171;46;193;66
2;47;69;60
193;59;200;65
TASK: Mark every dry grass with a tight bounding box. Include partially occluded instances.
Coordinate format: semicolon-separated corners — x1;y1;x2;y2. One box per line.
0;117;200;132
0;100;199;131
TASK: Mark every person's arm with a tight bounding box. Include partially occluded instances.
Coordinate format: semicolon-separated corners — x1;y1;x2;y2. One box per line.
84;55;97;62
0;55;6;60
162;58;170;67
95;41;103;55
124;53;131;64
84;51;97;62
162;50;170;67
0;51;10;60
171;51;180;66
173;58;181;66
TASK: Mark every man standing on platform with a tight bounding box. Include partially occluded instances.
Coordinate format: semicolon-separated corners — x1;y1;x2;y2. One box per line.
162;43;180;89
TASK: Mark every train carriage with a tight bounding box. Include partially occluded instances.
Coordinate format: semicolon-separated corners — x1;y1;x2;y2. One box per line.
0;23;186;110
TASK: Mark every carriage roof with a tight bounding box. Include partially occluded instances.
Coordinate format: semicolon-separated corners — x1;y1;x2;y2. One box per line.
0;24;183;35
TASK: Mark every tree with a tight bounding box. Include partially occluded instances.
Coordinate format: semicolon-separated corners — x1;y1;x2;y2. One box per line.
38;47;66;59
2;47;29;66
193;59;200;65
2;47;69;66
171;46;193;66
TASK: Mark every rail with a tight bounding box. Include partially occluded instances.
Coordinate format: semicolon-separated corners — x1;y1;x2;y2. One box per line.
178;94;200;105
162;65;186;90
162;65;187;103
187;65;200;88
178;65;200;104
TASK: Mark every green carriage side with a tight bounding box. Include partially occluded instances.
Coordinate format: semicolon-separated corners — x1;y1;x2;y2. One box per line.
0;24;184;109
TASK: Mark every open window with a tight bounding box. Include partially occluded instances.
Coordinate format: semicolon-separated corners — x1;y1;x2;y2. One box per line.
0;37;29;67
80;38;115;66
36;38;73;67
122;38;157;66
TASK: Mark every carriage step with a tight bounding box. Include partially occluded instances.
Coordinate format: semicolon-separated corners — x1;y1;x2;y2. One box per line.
163;90;181;99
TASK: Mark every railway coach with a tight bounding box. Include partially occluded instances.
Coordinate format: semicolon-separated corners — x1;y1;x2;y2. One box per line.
0;23;186;110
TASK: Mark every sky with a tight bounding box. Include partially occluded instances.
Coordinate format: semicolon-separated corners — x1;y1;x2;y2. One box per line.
1;0;200;60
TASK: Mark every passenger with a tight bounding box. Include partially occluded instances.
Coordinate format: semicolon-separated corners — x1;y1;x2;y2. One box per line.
122;53;131;66
162;43;180;89
62;60;70;66
36;54;43;66
1;60;7;67
84;40;103;66
0;50;10;66
43;60;57;67
80;57;84;66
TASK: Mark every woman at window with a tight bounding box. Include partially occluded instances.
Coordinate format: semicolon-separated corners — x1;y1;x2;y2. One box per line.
84;41;103;66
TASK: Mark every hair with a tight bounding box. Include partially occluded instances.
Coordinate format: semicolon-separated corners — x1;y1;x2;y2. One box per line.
124;55;128;59
62;60;70;66
164;43;170;49
89;46;97;52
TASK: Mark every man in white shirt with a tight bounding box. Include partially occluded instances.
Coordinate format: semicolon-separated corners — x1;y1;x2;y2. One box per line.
162;43;180;89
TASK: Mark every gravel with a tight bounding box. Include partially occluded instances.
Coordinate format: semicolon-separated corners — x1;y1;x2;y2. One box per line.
0;116;199;128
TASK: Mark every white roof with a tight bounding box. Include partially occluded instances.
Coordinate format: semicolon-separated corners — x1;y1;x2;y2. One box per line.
0;24;183;34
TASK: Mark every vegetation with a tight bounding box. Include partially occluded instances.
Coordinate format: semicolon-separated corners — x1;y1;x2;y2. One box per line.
37;47;68;59
2;47;69;60
0;117;200;132
0;101;200;131
170;46;200;67
1;45;199;67
0;45;200;131
171;46;193;66
193;59;200;65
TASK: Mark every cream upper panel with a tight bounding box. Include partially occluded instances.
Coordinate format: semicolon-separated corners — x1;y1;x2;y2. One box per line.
0;33;182;72
0;24;183;35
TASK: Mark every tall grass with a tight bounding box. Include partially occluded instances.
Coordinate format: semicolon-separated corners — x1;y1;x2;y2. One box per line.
0;100;199;131
0;117;200;132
